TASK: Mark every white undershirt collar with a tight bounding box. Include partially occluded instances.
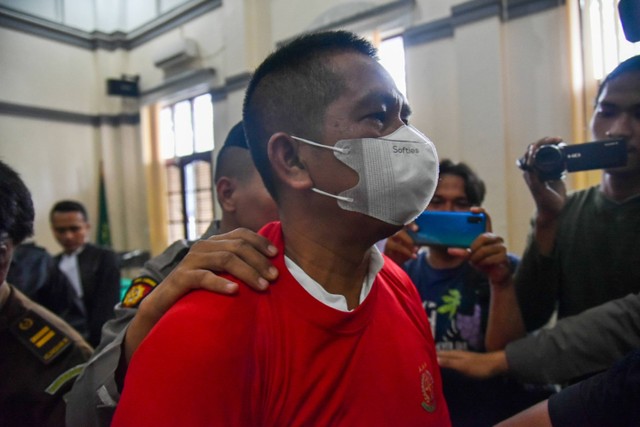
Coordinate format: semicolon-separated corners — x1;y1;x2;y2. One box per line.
285;246;384;312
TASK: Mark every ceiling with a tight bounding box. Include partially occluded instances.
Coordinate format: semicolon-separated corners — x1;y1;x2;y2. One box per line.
0;0;197;33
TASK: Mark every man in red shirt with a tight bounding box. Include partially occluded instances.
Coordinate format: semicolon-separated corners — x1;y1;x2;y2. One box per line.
113;30;450;426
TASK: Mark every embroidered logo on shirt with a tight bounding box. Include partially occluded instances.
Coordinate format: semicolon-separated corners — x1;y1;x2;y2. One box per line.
122;276;158;308
10;310;72;364
419;362;436;413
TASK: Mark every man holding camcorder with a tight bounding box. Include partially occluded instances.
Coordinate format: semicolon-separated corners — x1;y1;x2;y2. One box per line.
512;55;640;336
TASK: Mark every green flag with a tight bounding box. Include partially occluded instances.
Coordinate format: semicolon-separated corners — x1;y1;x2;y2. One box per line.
97;162;112;247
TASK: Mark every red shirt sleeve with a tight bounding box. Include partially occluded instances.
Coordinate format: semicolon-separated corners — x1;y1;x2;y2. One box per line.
112;288;261;426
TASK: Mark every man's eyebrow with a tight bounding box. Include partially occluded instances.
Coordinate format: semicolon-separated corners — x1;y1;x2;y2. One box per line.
597;101;640;109
353;91;412;115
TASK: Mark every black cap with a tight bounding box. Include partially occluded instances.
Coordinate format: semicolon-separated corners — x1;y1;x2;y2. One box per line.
222;121;248;149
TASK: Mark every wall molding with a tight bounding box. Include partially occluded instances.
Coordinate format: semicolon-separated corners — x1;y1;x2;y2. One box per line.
1;0;564;52
309;0;415;33
404;0;564;47
0;0;221;51
139;68;217;105
451;0;502;27
0;101;140;127
212;71;252;101
403;17;453;46
0;70;251;125
0;0;566;124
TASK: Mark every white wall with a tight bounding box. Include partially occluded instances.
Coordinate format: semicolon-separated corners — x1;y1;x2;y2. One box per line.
0;115;100;251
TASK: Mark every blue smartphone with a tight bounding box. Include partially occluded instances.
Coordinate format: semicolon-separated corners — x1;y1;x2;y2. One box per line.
407;211;487;248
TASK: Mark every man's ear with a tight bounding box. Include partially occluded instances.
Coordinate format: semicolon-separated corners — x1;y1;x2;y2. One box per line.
268;132;313;190
216;176;238;212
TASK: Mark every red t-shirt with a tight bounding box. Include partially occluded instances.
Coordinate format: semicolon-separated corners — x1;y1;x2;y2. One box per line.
113;222;450;426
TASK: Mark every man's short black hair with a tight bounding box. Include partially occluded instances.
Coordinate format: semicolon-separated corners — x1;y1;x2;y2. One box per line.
0;160;34;244
595;55;640;106
438;159;486;206
50;200;88;222
243;30;378;198
214;121;255;183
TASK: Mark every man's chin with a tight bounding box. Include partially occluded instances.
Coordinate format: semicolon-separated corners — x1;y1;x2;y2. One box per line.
604;161;640;177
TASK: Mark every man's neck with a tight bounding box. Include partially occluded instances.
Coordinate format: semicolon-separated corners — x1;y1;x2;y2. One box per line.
283;221;373;310
63;245;83;256
600;172;640;202
425;246;465;269
218;217;236;235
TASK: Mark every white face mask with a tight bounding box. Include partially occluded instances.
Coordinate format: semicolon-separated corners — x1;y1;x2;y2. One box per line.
292;125;439;226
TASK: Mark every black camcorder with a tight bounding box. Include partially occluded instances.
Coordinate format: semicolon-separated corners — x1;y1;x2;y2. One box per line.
517;139;628;181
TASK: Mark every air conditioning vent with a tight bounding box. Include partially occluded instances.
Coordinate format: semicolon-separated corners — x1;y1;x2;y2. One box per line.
153;39;200;76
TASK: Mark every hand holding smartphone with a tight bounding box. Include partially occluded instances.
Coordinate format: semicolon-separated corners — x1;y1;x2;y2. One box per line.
407;211;487;248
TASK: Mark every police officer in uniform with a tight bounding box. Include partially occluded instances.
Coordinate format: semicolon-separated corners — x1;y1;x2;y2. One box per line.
0;160;93;427
66;122;280;427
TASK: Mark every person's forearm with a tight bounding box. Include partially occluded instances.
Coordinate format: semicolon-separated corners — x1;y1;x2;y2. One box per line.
437;349;509;379
485;277;526;351
495;400;552;427
123;297;164;364
533;215;558;256
506;293;640;384
514;237;559;331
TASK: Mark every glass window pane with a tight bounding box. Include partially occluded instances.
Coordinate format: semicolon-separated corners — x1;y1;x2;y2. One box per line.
183;163;197;240
160;107;175;159
174;100;194;157
195;159;212;188
379;36;407;97
166;165;182;192
196;190;213;220
168;222;184;242
167;194;183;220
194;94;214;153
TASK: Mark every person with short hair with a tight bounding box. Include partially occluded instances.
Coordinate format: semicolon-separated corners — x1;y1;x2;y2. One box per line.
384;159;550;425
514;55;640;334
0;160;93;427
66;122;280;427
438;56;640;425
112;30;450;425
50;199;121;346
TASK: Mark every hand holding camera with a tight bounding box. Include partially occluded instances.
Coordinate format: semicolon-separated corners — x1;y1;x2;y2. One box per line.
518;137;570;232
517;137;627;181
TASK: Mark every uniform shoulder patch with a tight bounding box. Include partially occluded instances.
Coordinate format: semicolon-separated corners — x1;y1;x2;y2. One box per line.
9;309;72;365
122;276;159;308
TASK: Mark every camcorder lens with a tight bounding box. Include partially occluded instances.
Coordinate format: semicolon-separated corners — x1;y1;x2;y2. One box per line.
534;145;565;174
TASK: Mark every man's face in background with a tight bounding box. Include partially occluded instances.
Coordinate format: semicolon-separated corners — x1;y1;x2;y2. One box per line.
51;211;89;254
427;174;472;212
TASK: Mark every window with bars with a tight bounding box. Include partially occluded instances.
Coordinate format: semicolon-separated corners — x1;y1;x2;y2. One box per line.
160;93;215;242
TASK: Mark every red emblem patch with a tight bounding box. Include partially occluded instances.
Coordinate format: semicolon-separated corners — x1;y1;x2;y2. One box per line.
122;276;158;308
420;363;436;413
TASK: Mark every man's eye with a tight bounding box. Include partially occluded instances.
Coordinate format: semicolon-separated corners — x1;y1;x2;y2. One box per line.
596;107;617;118
368;112;386;123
